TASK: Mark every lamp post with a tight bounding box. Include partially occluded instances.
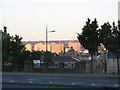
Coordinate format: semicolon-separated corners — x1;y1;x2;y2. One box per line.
46;26;55;52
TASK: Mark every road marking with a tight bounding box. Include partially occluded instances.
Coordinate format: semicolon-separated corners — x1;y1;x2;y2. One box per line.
27;79;34;80
72;83;75;85
91;84;95;86
49;82;53;84
10;80;13;83
29;81;33;83
114;85;118;87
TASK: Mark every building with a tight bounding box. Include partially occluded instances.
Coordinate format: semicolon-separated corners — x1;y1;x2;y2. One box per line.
49;56;80;68
25;44;32;52
34;43;51;51
0;26;8;38
51;43;64;54
34;43;45;51
25;40;81;54
67;41;81;52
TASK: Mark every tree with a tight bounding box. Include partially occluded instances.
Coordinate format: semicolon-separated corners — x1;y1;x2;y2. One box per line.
2;34;11;65
44;51;54;63
98;22;112;73
99;21;120;74
108;22;120;74
17;50;54;65
77;18;99;73
98;22;112;49
2;34;25;71
10;35;25;70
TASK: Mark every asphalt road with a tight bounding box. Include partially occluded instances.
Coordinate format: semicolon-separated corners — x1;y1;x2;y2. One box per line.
1;72;120;89
2;84;71;88
3;84;116;90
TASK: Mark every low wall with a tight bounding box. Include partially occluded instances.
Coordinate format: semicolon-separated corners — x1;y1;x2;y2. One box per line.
107;58;120;74
24;60;104;73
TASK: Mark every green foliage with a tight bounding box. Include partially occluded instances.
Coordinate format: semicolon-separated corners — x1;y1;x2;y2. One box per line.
77;18;99;55
16;51;31;65
10;35;25;56
44;51;54;63
107;21;120;74
2;32;54;70
30;51;42;60
108;22;120;57
78;19;120;57
96;21;120;74
16;51;54;65
98;21;120;56
98;22;112;49
77;18;100;73
2;34;25;68
2;34;12;63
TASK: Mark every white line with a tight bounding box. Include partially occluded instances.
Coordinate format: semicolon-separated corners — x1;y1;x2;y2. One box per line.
29;81;33;83
10;80;13;83
72;57;80;61
91;84;95;86
72;83;75;85
27;79;34;80
49;82;53;84
114;85;118;87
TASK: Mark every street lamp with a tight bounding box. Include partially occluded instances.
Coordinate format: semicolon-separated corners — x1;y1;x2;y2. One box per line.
46;26;55;51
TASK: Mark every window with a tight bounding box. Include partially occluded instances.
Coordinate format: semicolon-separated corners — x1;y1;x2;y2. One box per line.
64;63;75;68
49;63;59;68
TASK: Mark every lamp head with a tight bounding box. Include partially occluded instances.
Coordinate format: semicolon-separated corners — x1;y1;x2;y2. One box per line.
51;30;55;32
48;30;55;33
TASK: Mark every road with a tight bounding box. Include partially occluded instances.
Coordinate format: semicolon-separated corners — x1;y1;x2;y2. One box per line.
2;84;71;88
1;72;120;89
2;84;116;90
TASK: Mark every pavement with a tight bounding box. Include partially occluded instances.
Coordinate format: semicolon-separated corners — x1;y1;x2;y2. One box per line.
1;72;120;89
2;72;120;78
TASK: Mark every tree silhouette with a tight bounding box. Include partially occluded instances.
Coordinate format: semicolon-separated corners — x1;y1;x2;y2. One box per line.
77;18;99;73
108;22;120;74
2;34;25;71
98;22;112;49
99;21;120;74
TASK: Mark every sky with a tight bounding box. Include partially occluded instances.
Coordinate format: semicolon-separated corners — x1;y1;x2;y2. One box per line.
0;0;119;41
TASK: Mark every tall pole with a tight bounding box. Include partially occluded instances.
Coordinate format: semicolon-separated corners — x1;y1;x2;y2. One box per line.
104;50;108;74
46;26;48;52
45;26;55;52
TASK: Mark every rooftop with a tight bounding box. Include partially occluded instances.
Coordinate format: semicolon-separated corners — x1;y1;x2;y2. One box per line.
52;56;81;62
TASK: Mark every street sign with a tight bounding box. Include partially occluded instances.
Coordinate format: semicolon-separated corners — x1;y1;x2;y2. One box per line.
33;60;41;68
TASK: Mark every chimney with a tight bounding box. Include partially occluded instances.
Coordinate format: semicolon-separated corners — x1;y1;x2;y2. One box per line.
4;26;7;34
